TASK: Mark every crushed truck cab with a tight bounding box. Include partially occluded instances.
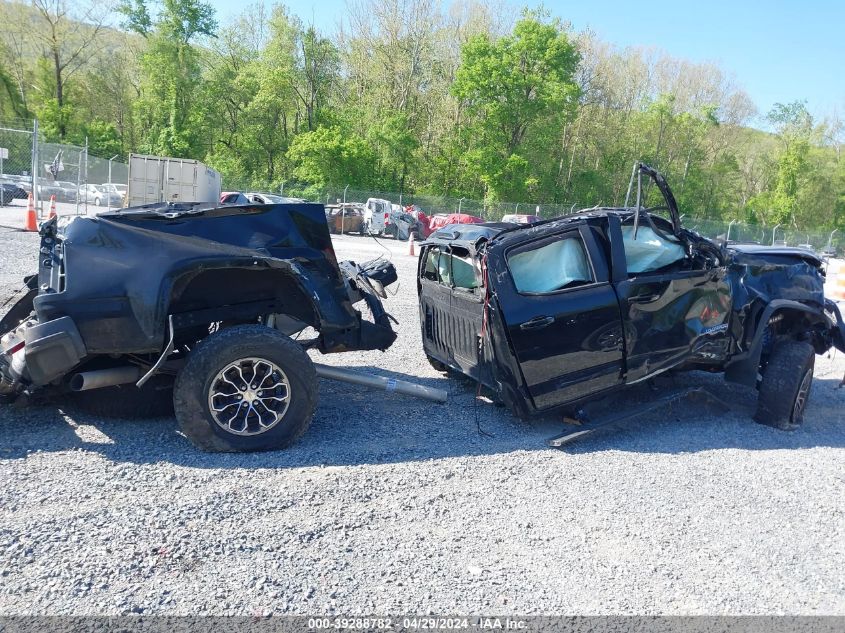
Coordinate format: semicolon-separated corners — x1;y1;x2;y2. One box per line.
418;164;845;430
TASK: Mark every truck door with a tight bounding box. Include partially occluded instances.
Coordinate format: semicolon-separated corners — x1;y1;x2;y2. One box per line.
491;225;625;411
611;220;732;382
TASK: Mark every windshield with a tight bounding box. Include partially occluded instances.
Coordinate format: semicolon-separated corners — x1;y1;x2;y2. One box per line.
260;194;285;203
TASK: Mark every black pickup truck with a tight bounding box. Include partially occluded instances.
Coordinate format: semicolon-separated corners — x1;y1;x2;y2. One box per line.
418;164;845;431
0;201;397;452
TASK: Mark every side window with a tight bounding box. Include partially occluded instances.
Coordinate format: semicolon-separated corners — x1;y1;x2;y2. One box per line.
422;247;441;282
422;246;480;290
621;225;686;275
508;234;593;294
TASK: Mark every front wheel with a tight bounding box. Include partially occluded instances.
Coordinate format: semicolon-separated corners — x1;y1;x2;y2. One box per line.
173;325;317;452
754;340;815;430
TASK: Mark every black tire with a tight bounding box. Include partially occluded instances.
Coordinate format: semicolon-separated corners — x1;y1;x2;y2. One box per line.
69;375;174;419
754;340;815;430
426;354;448;373
173;325;317;452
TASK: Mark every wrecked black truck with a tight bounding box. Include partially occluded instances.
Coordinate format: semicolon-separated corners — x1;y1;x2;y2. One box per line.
418;163;845;441
0;201;399;451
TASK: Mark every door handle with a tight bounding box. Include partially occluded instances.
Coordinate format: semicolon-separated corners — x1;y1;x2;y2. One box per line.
627;293;661;304
520;315;555;330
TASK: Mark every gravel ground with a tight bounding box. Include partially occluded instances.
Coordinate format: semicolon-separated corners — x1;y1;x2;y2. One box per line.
0;226;843;616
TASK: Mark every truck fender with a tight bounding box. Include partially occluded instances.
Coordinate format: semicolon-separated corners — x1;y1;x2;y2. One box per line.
725;299;827;387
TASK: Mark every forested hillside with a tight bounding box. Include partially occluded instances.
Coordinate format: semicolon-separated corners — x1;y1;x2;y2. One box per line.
1;0;843;230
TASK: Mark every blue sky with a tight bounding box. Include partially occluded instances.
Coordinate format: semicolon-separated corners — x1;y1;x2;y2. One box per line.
207;0;845;122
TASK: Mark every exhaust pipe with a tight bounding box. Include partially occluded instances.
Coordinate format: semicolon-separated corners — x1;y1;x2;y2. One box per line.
314;363;448;403
69;366;142;392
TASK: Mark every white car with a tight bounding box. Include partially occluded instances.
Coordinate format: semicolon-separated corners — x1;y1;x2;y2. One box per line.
246;192;305;204
100;183;128;196
363;198;393;235
78;184;122;207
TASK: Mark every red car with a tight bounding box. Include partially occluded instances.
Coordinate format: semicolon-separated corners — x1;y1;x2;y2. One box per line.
426;213;485;233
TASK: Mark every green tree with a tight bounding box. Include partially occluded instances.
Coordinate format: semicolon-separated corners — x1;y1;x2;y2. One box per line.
286;125;377;189
452;11;580;200
119;0;217;156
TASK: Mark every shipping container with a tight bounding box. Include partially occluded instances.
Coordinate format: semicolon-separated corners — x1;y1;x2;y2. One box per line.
126;154;221;207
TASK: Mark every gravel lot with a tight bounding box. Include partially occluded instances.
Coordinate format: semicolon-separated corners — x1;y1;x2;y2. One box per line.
0;226;843;616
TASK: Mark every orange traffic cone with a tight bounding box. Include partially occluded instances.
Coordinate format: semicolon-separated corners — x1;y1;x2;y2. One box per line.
48;195;57;219
24;193;38;232
408;231;416;257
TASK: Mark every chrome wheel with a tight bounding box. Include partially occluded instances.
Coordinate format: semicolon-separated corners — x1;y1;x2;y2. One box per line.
792;367;812;423
207;357;291;436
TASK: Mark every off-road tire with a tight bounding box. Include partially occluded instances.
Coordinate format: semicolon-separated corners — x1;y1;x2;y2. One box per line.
426;354;448;373
754;340;815;430
173;325;317;452
69;375;174;419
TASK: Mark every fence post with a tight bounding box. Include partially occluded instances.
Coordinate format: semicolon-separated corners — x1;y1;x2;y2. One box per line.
30;118;38;216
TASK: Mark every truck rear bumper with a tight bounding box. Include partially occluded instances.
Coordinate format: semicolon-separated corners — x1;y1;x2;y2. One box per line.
1;315;86;390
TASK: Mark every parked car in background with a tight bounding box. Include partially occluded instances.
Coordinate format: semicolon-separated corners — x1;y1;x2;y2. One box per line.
405;205;434;238
427;213;485;233
77;184;122;207
56;181;79;203
363;198;392;235
246;192;305;204
325;203;365;234
37;179;63;201
220;191;250;205
501;214;541;224
10;176;31;194
100;183;128;197
0;181;27;205
385;207;424;241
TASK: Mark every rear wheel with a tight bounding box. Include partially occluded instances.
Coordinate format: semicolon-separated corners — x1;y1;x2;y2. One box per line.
754;340;815;430
173;325;317;452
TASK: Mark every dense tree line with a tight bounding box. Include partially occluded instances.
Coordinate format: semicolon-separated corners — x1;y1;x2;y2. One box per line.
0;0;843;231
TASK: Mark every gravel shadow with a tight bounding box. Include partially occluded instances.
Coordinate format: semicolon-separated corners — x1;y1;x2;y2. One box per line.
1;368;843;468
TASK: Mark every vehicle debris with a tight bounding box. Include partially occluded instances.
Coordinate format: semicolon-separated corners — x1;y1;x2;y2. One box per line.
314;364;448;403
418;163;845;435
0;200;407;452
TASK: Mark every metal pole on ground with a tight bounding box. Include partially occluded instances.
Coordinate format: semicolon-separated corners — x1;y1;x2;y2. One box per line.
458;197;465;213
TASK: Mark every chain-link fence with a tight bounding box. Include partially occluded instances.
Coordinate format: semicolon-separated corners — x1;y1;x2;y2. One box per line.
271;183;844;255
0;118;130;219
2;120;840;253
